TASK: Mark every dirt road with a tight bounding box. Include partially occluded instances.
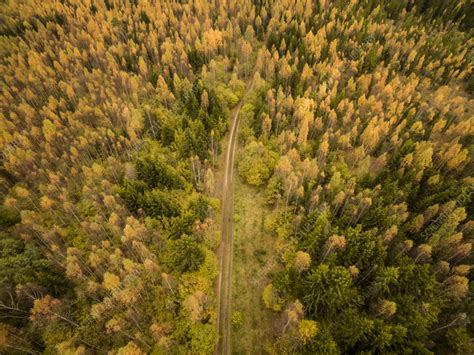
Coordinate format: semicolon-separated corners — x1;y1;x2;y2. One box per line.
215;95;242;355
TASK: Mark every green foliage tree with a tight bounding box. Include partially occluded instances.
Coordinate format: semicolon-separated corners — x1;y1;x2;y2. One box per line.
164;235;204;273
238;141;278;186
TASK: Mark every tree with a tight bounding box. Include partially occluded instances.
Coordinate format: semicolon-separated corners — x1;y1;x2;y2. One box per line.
373;299;397;318
164;235;204;273
138;56;148;78
303;264;356;315
29;295;77;327
442;276;469;301
238;141;278;186
201;90;209;110
262;283;284;311
103;272;121;291
205;168;215;196
321;235;346;262
241;41;253;76
294;251;311;273
262;114;272;137
297;116;309;148
116;341;144;355
298;319;318;344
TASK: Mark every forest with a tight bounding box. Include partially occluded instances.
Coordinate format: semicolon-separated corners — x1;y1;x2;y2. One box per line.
0;0;472;354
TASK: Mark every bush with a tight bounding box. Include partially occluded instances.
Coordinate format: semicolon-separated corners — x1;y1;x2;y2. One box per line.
231;311;244;329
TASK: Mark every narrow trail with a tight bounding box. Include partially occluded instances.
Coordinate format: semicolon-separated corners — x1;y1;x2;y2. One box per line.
215;79;253;355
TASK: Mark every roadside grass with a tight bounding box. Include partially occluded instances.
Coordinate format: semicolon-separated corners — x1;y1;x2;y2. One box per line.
230;173;277;354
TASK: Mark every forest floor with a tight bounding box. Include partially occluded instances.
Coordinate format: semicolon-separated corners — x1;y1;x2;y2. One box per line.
230;176;277;354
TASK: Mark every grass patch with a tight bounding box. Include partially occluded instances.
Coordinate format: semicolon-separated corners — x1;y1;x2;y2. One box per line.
230;173;277;354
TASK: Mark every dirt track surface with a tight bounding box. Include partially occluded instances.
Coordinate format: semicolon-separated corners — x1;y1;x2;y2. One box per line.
216;78;254;354
215;98;241;355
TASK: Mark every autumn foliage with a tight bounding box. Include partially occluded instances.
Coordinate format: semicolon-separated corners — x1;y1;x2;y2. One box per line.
0;0;472;353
